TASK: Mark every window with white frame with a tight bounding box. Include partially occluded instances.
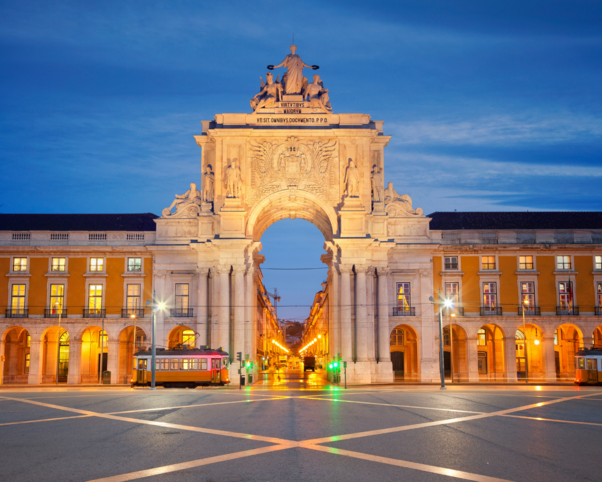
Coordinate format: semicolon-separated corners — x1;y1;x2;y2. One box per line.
12;258;27;272
595;255;602;270
89;258;104;272
175;284;189;311
482;283;497;310
51;257;66;272
88;285;103;313
445;282;459;308
390;327;404;346
127;257;142;272
444;256;458;270
519;255;534;270
50;284;65;314
397;283;411;312
520;281;535;309
482;256;496;270
477;328;486;346
11;284;26;314
183;330;195;348
126;284;141;310
556;255;571;270
558;281;573;310
597;282;601;307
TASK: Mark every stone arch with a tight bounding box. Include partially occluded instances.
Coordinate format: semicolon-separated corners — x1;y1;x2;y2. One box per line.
515;323;544;380
443;323;468;381
555;323;584;379
118;326;149;384
80;326;108;383
594;324;602;346
168;325;196;349
390;324;419;381
1;326;30;384
246;190;338;241
476;323;505;380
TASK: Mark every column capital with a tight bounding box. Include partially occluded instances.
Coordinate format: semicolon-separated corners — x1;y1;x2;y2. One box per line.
366;266;376;278
196;267;210;276
232;265;246;275
214;265;230;276
246;265;255;277
338;264;353;275
354;264;370;275
377;267;390;276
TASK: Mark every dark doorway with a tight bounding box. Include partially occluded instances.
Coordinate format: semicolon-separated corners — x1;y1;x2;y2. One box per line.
444;351;451;378
98;353;108;373
391;351;404;377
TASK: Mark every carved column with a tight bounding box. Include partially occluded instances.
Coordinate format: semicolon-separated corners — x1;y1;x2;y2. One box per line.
339;265;353;361
67;340;82;384
196;268;209;347
355;265;368;362
209;269;218;348
466;337;480;382
28;339;43;385
232;265;245;358
543;336;557;382
504;337;518;382
108;340;119;384
377;268;390;362
245;266;255;360
154;272;167;350
366;267;376;361
329;264;339;358
218;266;231;352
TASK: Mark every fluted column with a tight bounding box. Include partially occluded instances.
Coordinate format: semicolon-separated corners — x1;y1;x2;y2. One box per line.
218;266;231;352
196;268;209;347
339;265;353;361
233;265;245;358
28;339;43;384
377;268;390;362
329;264;339;358
67;340;82;384
245;266;255;360
355;265;368;362
366;267;376;361
209;269;218;348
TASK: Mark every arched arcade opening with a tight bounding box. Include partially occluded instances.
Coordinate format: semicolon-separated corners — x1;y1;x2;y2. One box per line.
390;325;419;380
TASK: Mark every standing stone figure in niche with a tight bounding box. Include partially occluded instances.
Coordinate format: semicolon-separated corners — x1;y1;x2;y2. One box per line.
162;183;202;217
225;158;243;198
371;164;383;202
203;165;214;203
344;158;360;197
303;74;332;113
268;45;319;95
250;72;283;112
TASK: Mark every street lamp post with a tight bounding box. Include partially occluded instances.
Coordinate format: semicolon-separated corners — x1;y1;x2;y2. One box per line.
150;294;165;390
55;301;62;386
429;291;453;390
522;298;529;383
130;313;137;353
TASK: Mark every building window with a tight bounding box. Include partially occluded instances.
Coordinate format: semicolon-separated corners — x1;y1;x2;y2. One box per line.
127;258;142;272
90;258;104;272
597;282;602;307
556;255;571;270
554;329;558;346
520;281;535;309
183;330;195;348
12;258;27;272
444;257;458;270
595;255;602;270
127;284;141;310
390;327;404;346
482;256;496;270
477;329;486;346
24;353;30;374
558;281;573;311
50;284;65;314
88;285;103;313
51;257;66;272
443;327;450;346
519;255;534;270
397;283;411;311
175;284;189;310
11;284;26;314
26;334;30;347
445;282;459;306
482;282;497;310
478;352;487;374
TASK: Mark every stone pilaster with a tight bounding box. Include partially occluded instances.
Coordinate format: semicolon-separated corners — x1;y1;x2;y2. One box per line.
543;336;557;382
339;265;353;361
366;268;376;362
377;268;390;362
154;271;166;350
209;268;218;348
108;340;119;384
244;266;255;360
232;265;245;358
466;337;480;382
197;268;209;347
504;337;518;382
355;265;368;362
28;339;43;385
67;340;82;384
218;266;231;352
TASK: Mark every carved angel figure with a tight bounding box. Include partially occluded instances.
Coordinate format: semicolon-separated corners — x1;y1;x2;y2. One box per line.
203;165;214;203
303;74;332;113
225;158;243;198
250;72;283;112
371;164;383;202
344;158;360;197
384;182;424;217
162;183;202;217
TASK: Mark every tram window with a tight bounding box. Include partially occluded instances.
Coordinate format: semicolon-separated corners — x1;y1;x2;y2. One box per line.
212;359;221;369
587;359;596;370
201;359;207;370
190;359;200;370
577;358;585;369
170;359;179;370
161;359;169;370
182;359;190;370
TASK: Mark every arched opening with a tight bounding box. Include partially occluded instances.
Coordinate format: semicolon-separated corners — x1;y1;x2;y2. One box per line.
1;327;30;384
390;325;419;381
118;326;148;384
168;326;196;349
594;324;602;347
80;327;108;383
443;324;468;382
555;323;583;379
41;326;69;383
476;324;505;380
515;323;544;380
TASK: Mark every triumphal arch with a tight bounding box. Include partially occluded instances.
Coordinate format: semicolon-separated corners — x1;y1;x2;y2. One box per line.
153;46;438;383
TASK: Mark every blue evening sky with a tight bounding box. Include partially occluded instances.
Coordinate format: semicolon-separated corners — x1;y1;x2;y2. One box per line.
1;1;601;321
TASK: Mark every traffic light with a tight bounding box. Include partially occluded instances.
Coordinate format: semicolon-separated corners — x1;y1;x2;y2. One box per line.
236;352;242;363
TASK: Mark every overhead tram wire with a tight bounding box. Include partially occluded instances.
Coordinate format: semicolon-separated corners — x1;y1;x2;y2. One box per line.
261;267;327;270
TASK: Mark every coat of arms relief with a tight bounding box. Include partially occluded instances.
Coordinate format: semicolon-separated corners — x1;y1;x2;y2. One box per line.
247;137;338;205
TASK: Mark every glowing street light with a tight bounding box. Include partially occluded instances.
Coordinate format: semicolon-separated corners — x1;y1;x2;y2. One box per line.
429;291;454;390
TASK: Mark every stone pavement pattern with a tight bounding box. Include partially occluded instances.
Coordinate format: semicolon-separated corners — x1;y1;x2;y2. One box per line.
0;382;601;482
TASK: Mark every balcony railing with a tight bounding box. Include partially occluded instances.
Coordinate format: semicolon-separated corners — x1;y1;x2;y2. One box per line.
44;308;68;318
480;307;503;316
596;307;602;316
5;308;28;318
393;306;416;316
83;309;106;318
122;308;145;318
170;308;194;318
518;306;541;316
556;306;579;316
444;307;464;317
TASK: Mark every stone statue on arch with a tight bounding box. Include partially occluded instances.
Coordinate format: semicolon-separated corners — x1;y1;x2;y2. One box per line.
225;158;243;198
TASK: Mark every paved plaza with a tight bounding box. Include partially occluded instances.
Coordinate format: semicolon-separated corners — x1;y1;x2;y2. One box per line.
0;372;601;482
